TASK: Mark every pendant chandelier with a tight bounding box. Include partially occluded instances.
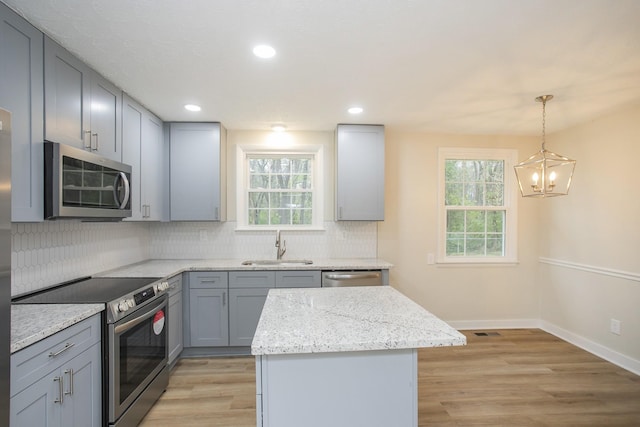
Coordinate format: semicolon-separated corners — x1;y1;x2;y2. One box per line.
514;95;576;197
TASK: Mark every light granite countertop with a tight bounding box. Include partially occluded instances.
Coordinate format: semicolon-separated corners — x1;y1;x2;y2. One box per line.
251;286;466;355
11;258;391;352
11;304;104;354
98;258;393;279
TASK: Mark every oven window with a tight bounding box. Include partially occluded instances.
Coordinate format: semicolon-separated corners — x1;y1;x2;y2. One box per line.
119;309;166;405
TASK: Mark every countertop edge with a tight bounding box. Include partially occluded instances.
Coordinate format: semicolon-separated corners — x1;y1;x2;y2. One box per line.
11;304;105;354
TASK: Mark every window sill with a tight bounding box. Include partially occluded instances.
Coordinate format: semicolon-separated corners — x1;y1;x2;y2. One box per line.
436;259;520;267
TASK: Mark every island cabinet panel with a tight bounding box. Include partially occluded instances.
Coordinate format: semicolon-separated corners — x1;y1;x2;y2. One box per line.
0;3;45;222
186;272;229;347
335;124;385;221
169;122;227;221
44;36;122;162
229;272;275;347
275;271;321;288
257;349;417;427
167;274;183;365
10;315;102;427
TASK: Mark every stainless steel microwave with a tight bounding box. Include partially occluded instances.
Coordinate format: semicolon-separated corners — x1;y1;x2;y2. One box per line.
44;142;132;220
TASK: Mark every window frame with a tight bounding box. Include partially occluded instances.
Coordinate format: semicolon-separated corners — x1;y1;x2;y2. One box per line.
236;143;324;230
437;147;518;264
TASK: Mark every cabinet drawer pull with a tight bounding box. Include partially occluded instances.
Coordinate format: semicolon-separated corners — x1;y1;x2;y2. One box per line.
64;368;74;395
53;376;64;403
49;342;75;358
92;132;99;151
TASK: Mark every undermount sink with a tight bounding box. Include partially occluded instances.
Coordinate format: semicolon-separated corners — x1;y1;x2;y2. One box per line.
241;259;314;266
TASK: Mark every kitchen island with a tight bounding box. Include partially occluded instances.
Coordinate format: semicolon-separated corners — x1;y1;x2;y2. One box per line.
251;286;466;427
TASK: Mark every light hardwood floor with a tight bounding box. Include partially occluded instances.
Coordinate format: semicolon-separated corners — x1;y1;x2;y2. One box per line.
139;329;640;426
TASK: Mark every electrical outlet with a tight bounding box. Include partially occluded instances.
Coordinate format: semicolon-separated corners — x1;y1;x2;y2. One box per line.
427;253;435;265
610;318;621;335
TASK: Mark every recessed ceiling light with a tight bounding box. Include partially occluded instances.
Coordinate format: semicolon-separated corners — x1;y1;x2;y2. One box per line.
271;124;287;132
253;44;276;59
348;106;364;114
184;104;201;112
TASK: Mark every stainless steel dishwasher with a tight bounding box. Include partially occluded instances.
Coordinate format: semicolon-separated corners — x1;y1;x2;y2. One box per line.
321;271;383;287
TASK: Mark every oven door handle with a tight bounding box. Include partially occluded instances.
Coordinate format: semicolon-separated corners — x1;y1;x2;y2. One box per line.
114;299;166;335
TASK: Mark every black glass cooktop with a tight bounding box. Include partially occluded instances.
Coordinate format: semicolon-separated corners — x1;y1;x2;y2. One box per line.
13;277;161;304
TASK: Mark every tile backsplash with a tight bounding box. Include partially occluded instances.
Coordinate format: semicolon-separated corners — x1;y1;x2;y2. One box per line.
149;221;378;260
11;221;151;297
12;220;377;296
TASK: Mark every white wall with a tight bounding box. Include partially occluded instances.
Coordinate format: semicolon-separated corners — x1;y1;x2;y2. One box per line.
538;103;640;367
378;130;542;323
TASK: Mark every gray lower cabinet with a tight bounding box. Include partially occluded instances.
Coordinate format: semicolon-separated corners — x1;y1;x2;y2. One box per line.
169;122;227;221
10;315;102;427
167;274;183;365
229;288;272;346
44;36;122;161
184;270;321;351
275;271;321;288
0;3;44;222
336;124;385;221
187;272;229;347
228;271;274;347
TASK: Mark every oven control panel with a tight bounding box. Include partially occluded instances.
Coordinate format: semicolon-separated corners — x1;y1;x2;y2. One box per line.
107;280;170;323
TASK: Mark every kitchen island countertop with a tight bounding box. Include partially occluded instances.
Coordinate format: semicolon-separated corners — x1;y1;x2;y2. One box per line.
251;286;465;355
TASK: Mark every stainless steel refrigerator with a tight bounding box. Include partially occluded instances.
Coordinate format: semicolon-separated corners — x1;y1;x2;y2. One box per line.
0;108;11;425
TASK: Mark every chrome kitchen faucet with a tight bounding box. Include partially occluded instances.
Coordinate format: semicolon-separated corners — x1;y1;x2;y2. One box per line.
275;230;286;260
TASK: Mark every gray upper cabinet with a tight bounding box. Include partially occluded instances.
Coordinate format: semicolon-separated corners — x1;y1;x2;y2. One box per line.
122;94;165;221
335;124;385;221
169;122;227;221
44;36;122;161
0;3;44;222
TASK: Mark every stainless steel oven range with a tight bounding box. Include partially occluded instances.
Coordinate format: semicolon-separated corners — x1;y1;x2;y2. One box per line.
14;276;171;427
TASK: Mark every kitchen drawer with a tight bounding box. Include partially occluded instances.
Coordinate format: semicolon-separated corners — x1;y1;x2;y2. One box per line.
229;271;275;289
275;271;321;288
189;271;228;289
11;313;101;396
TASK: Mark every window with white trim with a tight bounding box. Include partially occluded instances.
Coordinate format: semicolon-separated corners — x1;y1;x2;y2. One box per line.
438;148;518;263
237;144;324;229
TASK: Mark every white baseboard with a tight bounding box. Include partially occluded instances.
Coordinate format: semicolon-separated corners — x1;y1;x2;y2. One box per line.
540;320;640;376
445;318;640;376
447;318;541;331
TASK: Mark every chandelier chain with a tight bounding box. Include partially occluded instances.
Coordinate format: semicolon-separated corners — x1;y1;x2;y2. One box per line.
541;97;546;151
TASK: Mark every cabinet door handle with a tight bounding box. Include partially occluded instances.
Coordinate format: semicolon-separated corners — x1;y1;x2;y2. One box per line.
64;369;74;396
338;207;343;219
83;130;92;149
53;376;64;403
49;342;75;358
223;291;226;307
92;132;99;151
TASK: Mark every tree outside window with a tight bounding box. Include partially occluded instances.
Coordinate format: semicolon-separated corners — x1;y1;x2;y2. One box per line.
247;156;313;226
439;148;518;263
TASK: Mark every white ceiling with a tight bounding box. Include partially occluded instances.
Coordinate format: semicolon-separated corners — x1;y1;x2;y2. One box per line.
4;0;640;134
